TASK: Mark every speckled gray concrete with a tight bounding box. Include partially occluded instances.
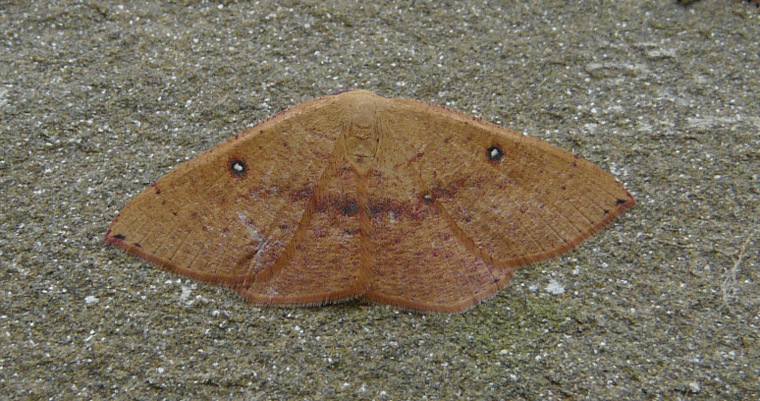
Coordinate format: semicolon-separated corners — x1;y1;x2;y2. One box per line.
1;1;758;399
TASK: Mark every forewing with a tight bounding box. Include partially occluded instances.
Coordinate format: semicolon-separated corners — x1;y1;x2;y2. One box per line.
105;96;345;284
386;99;635;270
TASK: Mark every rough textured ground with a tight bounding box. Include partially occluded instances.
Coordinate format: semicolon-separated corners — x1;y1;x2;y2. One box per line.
1;1;758;400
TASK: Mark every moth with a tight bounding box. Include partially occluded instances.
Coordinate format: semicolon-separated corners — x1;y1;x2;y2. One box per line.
106;90;635;312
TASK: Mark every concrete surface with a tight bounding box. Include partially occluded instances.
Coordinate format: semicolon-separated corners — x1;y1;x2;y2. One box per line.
1;1;758;399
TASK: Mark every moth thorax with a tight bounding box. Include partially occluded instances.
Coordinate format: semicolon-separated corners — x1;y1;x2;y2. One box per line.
344;106;381;172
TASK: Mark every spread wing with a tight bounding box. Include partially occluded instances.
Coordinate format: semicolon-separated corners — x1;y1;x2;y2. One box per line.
358;98;634;312
105;95;356;286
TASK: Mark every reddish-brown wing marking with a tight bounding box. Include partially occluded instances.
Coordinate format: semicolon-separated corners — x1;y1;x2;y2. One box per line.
105;90;635;313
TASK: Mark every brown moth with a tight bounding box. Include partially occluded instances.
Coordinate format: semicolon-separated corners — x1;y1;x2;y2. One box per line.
105;90;635;313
